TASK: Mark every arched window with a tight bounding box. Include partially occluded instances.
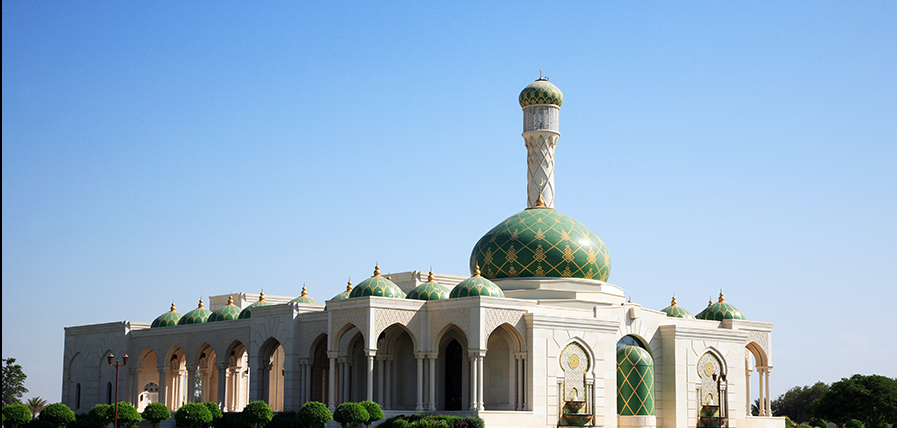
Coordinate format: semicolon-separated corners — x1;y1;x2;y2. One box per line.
107;382;113;404
75;383;81;409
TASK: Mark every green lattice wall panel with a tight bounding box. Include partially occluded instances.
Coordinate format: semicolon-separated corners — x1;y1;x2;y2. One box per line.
617;345;655;416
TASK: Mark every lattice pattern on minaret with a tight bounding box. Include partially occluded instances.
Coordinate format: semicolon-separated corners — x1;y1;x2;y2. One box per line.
526;133;557;208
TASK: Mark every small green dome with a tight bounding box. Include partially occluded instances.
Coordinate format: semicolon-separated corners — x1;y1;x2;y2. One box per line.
331;281;354;301
151;302;182;328
470;207;611;281
661;296;695;319
209;296;241;322
406;271;451;301
449;267;505;298
291;285;320;305
696;293;746;321
350;265;406;299
238;292;271;319
519;78;563;108
178;299;212;325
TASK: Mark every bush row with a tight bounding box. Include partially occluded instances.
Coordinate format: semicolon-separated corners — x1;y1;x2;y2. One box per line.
377;414;484;428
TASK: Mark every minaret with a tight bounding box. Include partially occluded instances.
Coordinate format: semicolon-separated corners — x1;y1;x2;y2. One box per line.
519;74;564;208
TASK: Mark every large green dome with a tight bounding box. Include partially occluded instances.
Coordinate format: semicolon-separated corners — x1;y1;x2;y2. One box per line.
151;303;182;328
660;296;695;319
209;296;241;322
696;293;746;321
470;207;611;281
238;292;271;319
178;299;212;325
449;268;505;298
519;78;563;108
350;266;406;299
406;271;451;301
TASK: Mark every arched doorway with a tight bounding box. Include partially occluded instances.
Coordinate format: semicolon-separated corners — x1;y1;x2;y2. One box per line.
484;324;523;410
195;344;218;403
311;337;329;403
435;324;469;411
377;325;416;410
259;339;285;411
136;349;158;412
166;346;187;411
445;340;463;411
225;342;249;412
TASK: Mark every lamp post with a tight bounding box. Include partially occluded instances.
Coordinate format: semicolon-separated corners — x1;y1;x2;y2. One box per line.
713;373;728;428
107;353;129;428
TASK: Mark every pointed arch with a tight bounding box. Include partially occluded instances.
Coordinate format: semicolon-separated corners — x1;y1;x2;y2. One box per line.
257;337;284;411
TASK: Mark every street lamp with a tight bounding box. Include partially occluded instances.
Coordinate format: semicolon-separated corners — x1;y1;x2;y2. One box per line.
108;353;129;428
712;373;728;428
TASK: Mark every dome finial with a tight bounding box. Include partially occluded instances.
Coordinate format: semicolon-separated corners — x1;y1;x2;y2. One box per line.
718;290;725;303
427;268;435;283
259;291;266;302
346;279;353;291
170;302;177;312
227;295;234;305
374;264;381;277
707;296;712;307
671;295;677;306
474;264;482;277
198;298;205;309
301;283;308;297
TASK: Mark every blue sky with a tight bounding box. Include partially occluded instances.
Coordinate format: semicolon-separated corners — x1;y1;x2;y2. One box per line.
3;1;895;404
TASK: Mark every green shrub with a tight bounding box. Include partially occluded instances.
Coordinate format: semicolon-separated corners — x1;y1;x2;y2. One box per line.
201;403;222;426
3;404;32;428
296;402;331;428
784;417;796;428
39;404;76;428
462;417;484;428
332;403;367;428
239;402;272;428
809;417;827;428
846;420;864;428
358;402;383;425
175;403;213;428
88;405;112;428
141;403;171;428
112;402;142;428
393;420;410;428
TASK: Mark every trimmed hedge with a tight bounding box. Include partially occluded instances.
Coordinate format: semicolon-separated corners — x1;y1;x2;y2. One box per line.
239;402;272;428
265;411;295;428
113;402;142;428
201;402;223;425
358;401;383;425
332;403;367;428
141;403;171;428
297;402;331;428
3;404;32;428
175;403;213;428
377;414;484;428
39;404;76;428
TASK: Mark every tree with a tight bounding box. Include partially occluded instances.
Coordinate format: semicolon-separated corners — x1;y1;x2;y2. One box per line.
141;403;170;428
3;403;32;428
88;404;114;428
238;401;272;428
2;358;29;406
40;403;76;428
752;398;760;417
358;401;383;426
296;401;331;428
332;403;368;428
174;403;212;428
813;374;897;428
772;381;829;423
200;402;222;427
26;397;49;419
113;402;142;428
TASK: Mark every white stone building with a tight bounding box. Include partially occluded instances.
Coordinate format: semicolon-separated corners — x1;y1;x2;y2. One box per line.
61;78;785;428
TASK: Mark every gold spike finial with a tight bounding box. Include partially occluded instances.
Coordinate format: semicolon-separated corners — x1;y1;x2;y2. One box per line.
718;291;725;303
671;295;677;306
259;291;266;302
707;297;712;307
374;264;381;277
474;265;482;277
227;295;234;305
301;284;308;297
198;298;205;309
346;279;353;291
427;269;435;282
170;302;177;312
387;272;392;281
628;296;632;303
535;194;546;207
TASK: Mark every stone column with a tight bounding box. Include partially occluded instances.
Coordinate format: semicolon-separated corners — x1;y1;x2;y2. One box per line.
427;353;437;411
477;356;485;411
157;367;169;410
746;367;752;416
216;364;226;409
377;357;385;404
365;350;376;402
385;356;393;410
130;368;140;406
469;355;478;411
765;366;773;417
516;354;524;410
327;352;337;411
758;367;766;416
415;353;425;411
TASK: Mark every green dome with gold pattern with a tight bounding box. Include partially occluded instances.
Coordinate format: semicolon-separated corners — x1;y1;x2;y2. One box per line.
519;78;563;108
406;271;451;301
178;299;212;325
238;292;271;319
151;302;182;328
349;265;406;299
209;296;241;322
331;281;354;301
617;345;655;416
696;293;746;321
449;267;505;298
660;296;695;319
291;285;320;305
470;207;611;281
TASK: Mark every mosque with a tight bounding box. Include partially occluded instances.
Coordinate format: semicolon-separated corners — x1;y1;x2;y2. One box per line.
61;78;784;428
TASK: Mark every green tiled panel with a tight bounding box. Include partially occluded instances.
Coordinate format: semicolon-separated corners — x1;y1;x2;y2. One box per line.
449;276;504;299
470;208;610;281
350;277;406;299
519;79;564;107
616;345;655;416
